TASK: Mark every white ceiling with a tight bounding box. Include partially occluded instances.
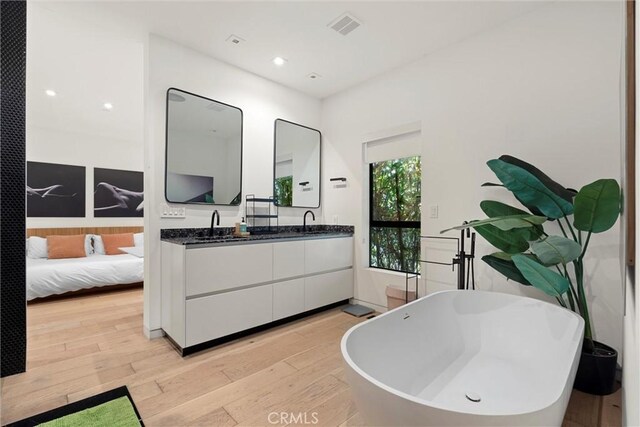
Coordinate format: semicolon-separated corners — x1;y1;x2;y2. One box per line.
61;0;548;99
27;0;548;142
27;3;144;142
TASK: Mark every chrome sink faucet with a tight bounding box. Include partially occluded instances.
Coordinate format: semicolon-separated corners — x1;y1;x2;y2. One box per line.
303;210;315;233
209;210;220;237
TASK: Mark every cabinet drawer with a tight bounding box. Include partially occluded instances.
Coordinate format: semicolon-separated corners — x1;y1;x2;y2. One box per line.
304;269;353;311
273;241;305;280
185;244;273;296
305;237;353;274
273;278;305;321
185;285;273;346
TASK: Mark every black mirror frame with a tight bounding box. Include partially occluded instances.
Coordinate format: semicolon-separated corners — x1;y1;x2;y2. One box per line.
273;118;321;209
165;87;243;206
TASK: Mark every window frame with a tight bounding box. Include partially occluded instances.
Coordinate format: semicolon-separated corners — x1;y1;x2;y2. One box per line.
368;157;421;274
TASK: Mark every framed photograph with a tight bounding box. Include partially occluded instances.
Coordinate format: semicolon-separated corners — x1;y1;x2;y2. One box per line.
94;168;144;217
27;161;85;217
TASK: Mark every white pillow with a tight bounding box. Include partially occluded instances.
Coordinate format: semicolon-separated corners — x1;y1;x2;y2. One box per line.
27;236;48;259
91;235;105;255
119;246;144;258
134;232;144;247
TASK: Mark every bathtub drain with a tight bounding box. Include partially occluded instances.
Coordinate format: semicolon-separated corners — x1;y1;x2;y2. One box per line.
465;392;481;403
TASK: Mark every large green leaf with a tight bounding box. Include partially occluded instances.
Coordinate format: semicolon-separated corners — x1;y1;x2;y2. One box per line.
530;235;582;265
480;200;529;217
440;214;546;234
500;155;576;203
482;253;533;286
480;200;544;240
474;224;529;254
512;254;570;297
487;159;574;219
573;179;621;233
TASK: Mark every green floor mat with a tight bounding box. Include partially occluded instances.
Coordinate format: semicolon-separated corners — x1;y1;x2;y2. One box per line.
7;386;143;427
39;396;140;427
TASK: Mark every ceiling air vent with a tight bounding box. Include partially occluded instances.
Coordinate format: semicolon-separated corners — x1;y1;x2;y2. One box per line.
328;13;361;36
226;34;245;45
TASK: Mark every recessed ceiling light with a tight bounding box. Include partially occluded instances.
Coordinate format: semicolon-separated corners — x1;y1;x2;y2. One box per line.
103;102;114;111
45;89;56;97
273;57;287;66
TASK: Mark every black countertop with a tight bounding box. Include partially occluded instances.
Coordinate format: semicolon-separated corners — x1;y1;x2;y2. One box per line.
161;225;354;248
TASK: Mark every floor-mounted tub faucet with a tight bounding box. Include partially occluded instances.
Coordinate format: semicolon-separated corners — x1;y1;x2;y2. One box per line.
209;210;220;236
303;210;315;232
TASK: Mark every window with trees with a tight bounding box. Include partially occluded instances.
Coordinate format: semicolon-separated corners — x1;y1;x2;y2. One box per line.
274;175;293;206
369;156;421;273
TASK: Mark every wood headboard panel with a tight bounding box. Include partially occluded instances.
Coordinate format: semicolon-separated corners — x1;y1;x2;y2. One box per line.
27;227;144;238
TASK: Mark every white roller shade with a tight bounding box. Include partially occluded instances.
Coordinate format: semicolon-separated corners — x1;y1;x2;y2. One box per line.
363;122;421;164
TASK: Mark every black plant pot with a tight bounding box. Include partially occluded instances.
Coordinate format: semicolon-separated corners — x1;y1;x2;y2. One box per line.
573;340;617;395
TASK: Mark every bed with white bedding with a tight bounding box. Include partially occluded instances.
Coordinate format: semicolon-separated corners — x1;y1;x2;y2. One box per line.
26;227;145;300
26;254;143;300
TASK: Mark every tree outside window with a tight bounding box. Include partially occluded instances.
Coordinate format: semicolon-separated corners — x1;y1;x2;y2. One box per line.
275;176;293;206
369;156;421;273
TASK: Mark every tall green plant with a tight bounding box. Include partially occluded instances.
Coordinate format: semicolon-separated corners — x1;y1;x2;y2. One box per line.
442;156;621;352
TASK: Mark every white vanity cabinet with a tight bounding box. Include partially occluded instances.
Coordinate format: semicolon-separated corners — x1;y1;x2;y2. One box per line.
305;237;353;274
185;244;273;296
185;285;273;346
273;241;305;280
161;235;353;353
273;278;305;321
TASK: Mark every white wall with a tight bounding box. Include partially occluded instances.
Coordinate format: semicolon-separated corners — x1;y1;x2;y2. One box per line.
26;3;144;228
26;127;144;228
322;0;625;356
623;267;638;425
145;35;322;334
623;9;640;423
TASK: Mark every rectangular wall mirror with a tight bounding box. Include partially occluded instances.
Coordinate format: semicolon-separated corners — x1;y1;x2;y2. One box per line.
273;119;321;208
165;88;242;205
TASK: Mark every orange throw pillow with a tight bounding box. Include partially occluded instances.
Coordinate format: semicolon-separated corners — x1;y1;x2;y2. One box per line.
47;235;87;259
101;233;134;255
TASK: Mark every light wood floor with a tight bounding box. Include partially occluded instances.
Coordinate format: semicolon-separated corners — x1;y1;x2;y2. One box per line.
0;289;622;426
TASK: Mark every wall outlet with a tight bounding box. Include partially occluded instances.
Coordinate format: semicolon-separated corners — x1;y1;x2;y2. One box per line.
161;204;186;218
429;205;439;219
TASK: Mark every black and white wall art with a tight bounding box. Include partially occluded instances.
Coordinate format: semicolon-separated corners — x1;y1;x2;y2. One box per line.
27;161;86;217
94;167;144;217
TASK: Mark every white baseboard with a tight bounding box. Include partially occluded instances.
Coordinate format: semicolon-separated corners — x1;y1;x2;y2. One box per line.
143;326;165;340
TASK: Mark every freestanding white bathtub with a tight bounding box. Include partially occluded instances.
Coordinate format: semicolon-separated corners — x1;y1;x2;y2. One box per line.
341;290;584;426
